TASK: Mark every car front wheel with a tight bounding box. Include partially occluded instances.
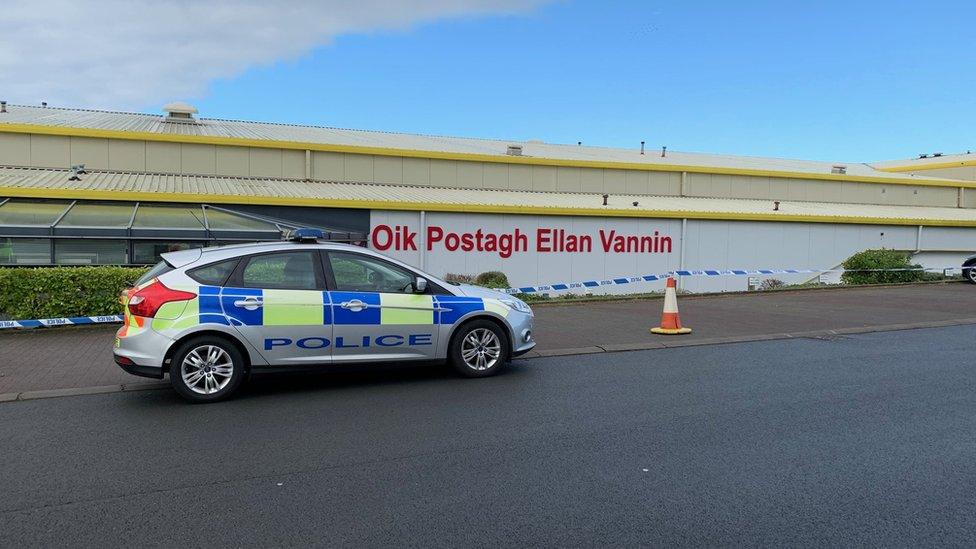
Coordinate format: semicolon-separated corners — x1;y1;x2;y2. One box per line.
965;264;976;284
170;337;245;403
448;320;510;378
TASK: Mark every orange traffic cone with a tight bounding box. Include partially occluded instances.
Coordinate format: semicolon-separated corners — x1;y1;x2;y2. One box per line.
651;277;692;335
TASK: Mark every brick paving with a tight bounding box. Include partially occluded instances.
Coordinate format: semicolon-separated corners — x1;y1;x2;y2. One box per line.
1;282;975;395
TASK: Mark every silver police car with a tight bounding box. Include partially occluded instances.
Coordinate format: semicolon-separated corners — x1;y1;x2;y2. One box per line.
114;229;535;402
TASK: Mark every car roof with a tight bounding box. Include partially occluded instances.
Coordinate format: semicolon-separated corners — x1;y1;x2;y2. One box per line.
161;240;366;267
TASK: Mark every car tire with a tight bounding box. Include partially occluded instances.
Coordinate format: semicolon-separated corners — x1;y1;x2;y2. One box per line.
169;336;246;403
965;264;976;284
448;319;510;378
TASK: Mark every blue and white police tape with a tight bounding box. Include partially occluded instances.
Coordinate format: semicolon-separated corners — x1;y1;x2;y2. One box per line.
503;266;960;294
0;266;962;328
0;315;123;330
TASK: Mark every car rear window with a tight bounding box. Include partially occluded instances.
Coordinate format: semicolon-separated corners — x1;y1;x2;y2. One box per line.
135;260;173;286
187;258;239;286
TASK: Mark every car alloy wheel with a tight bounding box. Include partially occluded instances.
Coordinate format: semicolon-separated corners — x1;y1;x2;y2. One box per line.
460;327;502;371
181;344;235;395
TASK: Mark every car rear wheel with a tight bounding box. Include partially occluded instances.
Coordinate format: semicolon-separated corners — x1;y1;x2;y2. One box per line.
170;337;245;403
448;320;509;378
965;264;976;284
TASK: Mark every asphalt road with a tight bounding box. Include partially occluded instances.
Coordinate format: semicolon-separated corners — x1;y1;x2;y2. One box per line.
2;325;975;547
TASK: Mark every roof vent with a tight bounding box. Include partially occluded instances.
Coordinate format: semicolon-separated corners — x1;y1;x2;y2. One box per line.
506;145;523;156
831;165;847;175
162;101;199;123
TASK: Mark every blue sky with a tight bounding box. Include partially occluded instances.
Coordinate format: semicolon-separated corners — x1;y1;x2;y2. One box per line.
174;1;971;163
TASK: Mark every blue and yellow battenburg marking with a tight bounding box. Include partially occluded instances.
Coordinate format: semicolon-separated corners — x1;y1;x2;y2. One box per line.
157;286;500;329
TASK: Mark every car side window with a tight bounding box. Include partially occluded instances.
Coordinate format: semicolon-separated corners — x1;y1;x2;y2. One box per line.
328;252;416;294
241;251;320;290
187;258;238;286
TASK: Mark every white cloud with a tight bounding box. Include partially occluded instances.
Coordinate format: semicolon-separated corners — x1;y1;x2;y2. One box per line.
0;0;544;109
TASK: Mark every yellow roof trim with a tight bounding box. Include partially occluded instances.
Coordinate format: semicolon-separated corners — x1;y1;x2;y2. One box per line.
877;159;976;173
1;185;972;228
0;122;969;189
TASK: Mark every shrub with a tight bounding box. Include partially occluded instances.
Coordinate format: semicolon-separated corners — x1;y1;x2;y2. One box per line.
443;273;477;285
759;278;786;291
474;271;510;289
0;266;149;320
841;249;924;285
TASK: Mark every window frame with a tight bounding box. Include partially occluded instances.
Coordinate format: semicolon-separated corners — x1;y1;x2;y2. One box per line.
226;250;326;291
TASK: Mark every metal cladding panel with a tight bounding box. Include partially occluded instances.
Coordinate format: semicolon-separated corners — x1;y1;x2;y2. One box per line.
343;153;373;183
281;150;305;180
107;139;146;172
248;147;283;178
215;146;249;177
180;143;216;175
311;151;343;181
146;142;181;173
372;155;403;185
402;157;431;186
30;134;70;168
0;133;30;166
69;137;109;170
428;159;457;187
456;161;484;189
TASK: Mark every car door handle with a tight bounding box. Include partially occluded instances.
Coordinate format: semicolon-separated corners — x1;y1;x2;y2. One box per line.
339;299;367;312
233;297;264;309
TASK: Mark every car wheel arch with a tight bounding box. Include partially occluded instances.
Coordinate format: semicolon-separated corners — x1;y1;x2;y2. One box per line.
163;330;253;372
447;314;514;354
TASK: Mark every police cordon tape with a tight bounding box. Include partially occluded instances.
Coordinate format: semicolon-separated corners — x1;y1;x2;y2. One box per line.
0;315;123;330
0;266;963;330
502;266;962;295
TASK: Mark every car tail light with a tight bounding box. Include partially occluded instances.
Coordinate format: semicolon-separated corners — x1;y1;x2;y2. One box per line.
127;279;196;318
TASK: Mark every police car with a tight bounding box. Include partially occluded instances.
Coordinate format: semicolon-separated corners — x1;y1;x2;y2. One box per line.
114;229;535;402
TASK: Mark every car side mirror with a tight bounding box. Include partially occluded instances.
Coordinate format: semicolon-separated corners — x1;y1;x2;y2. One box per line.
413;277;428;294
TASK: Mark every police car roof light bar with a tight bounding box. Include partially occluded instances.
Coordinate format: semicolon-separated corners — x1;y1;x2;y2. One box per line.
283;228;325;243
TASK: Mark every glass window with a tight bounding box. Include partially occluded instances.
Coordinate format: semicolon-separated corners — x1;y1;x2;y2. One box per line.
58;202;136;227
54;239;127;265
136;261;175;286
241;252;319;290
204;208;279;231
328;252;415;294
132;241;204;264
0;199;72;226
0;238;51;265
188;259;239;286
132;204;206;229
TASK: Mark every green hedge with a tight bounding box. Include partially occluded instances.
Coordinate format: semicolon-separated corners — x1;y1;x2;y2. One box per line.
0;266;150;320
841;249;924;285
474;271;510;289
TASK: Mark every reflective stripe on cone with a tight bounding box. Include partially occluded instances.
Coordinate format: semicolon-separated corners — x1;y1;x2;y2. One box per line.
651;277;692;335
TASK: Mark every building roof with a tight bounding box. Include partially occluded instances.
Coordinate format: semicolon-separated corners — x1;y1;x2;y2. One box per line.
873;151;976;172
0;104;962;185
1;166;974;227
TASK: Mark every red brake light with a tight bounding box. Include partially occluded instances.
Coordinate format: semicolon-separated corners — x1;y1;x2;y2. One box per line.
127;279;196;318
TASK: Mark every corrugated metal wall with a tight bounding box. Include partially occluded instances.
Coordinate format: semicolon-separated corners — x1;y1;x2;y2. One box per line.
0;132;968;209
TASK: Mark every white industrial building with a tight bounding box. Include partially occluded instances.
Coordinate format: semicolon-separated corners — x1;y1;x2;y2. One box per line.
1;101;974;292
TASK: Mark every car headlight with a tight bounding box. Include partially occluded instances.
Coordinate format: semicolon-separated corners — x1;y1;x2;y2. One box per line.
500;298;532;315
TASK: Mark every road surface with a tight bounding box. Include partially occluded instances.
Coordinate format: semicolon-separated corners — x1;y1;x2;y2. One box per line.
2;325;975;546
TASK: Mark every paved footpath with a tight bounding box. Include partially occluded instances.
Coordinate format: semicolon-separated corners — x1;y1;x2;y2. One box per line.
1;282;975;396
